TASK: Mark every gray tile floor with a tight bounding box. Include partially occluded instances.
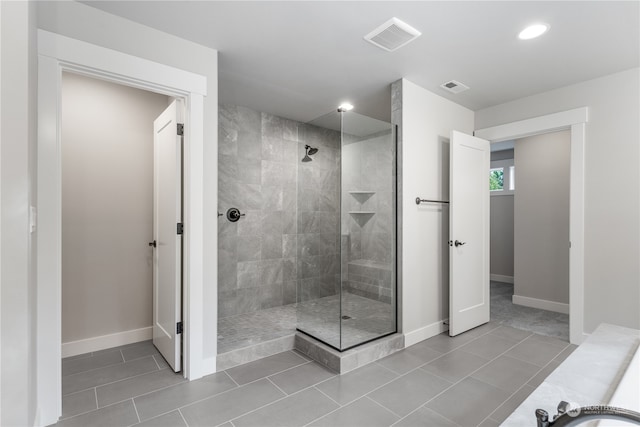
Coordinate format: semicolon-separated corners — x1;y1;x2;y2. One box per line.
55;324;577;427
490;281;570;342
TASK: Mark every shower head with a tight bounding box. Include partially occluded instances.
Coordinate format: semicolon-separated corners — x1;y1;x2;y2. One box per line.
302;145;319;162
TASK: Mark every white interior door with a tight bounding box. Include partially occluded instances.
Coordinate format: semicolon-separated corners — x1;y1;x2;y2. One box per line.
449;130;490;336
152;100;183;371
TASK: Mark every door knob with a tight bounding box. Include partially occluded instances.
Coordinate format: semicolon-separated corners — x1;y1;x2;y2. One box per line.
148;240;157;248
454;240;466;247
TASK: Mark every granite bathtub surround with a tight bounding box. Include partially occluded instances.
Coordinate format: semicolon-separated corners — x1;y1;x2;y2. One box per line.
218;103;341;323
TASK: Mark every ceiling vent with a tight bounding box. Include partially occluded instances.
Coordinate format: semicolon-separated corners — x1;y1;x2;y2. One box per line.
364;17;421;52
440;80;470;94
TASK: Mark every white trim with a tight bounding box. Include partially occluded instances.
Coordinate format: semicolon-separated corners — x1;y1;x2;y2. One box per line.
475;107;588;142
512;295;570;314
62;327;153;358
403;319;448;347
490;274;514;284
202;356;218;377
475;107;587;346
38;31;206;96
569;123;586;346
36;30;207;426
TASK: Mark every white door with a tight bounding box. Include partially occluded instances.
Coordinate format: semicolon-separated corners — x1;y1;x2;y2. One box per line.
152;100;183;371
449;130;490;336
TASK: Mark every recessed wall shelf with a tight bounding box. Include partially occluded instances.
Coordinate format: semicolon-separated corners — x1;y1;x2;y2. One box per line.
349;211;375;214
349;191;376;195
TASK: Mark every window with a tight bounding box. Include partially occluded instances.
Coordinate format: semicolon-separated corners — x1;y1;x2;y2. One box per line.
489;159;515;195
490;168;504;191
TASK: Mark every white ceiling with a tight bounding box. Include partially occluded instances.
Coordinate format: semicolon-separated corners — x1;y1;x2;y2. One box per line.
83;1;639;123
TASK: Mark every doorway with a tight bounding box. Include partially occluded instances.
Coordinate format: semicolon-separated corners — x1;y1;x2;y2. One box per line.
37;30;207;425
60;72;171;359
489;131;571;341
475;107;587;345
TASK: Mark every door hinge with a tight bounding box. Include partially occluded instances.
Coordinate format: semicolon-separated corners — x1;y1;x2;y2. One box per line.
176;322;183;335
177;123;184;136
177;223;183;235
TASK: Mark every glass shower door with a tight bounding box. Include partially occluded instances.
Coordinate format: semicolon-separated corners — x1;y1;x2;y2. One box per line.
340;112;396;349
295;111;342;349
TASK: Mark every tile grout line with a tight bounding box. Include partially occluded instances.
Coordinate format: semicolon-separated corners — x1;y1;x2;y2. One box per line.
177;408;189;426
131;398;141;424
58;396;142;423
62;359;127;379
265;377;288;396
390;402;460;427
100;374;189;410
312;385;341;406
223;370;241;387
364;395;404;419
152;354;162;370
64;357;164;397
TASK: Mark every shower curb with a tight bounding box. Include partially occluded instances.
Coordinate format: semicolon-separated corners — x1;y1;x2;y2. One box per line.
294;332;404;373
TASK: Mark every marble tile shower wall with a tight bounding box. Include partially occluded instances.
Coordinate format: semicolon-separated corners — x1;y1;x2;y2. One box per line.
218;104;340;318
342;132;394;265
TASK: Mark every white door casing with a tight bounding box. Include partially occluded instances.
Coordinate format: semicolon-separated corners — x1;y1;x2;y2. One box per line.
153;100;183;372
37;30;207;425
449;130;490;336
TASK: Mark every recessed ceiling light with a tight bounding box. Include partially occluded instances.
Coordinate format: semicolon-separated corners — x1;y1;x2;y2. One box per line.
518;23;549;40
338;103;354;112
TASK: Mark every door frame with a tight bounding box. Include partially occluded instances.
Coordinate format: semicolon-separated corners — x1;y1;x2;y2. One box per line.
36;30;206;425
475;106;587;346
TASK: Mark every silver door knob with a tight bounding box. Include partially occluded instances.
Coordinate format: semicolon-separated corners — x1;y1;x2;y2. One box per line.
454;240;466;247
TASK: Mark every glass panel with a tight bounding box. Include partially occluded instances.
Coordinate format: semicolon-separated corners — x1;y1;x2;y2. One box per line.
295;111;342;349
340;111;396;350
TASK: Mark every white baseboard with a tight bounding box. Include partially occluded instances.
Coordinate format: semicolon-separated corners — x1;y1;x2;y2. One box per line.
404;319;449;347
490;274;514;284
512;295;569;314
62;326;153;358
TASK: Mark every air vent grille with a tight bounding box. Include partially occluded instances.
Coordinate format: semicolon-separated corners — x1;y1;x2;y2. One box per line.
440;80;470;94
364;18;421;52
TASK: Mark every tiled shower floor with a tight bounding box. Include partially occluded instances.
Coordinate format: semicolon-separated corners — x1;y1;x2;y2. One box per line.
217;292;395;354
297;292;395;349
217;303;297;354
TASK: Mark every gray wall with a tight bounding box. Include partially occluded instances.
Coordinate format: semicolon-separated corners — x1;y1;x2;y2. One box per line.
490;195;514;278
61;73;169;343
490;149;515;278
477;68;640;333
217;104;340;318
514;131;570;304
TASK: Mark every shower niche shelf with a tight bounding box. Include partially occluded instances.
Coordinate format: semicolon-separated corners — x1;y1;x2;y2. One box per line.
349;211;375;214
349;190;375;206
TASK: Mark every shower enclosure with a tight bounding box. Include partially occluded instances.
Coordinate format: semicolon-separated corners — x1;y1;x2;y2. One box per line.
217;103;396;360
296;109;396;351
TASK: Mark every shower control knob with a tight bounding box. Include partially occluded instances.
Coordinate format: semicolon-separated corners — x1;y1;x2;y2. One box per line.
226;208;245;222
